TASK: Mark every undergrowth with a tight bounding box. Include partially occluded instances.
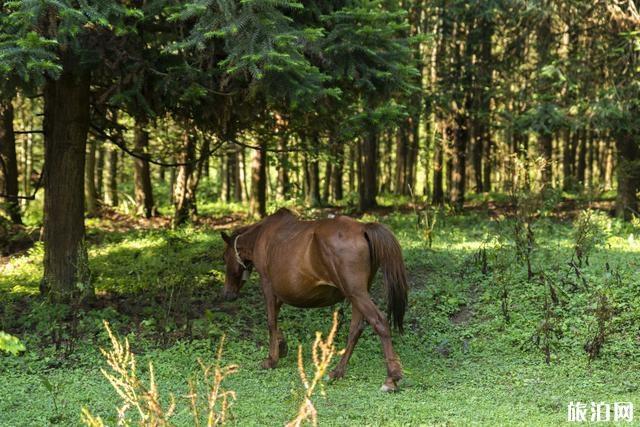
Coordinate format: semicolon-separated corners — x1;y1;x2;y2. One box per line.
1;203;639;425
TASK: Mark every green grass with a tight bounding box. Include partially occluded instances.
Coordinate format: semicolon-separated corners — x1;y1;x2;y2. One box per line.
1;207;640;426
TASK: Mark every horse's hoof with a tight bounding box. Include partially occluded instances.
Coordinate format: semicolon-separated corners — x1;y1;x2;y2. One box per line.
329;368;345;380
261;358;277;369
278;339;288;358
380;379;398;392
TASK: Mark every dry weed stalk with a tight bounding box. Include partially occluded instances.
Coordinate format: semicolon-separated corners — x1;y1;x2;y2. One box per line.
188;336;238;427
287;311;343;427
82;321;237;427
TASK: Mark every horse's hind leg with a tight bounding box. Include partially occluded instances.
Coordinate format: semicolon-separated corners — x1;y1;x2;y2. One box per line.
350;295;402;392
329;306;364;380
261;282;283;369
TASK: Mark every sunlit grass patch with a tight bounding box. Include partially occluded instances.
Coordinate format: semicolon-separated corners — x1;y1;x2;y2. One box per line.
2;208;640;425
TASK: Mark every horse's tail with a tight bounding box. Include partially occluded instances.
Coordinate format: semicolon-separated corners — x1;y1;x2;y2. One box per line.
364;223;408;334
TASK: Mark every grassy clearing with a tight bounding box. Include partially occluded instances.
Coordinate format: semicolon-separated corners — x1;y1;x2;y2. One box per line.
1;207;639;426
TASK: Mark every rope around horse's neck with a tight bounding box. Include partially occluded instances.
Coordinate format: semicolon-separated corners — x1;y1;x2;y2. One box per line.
233;235;247;269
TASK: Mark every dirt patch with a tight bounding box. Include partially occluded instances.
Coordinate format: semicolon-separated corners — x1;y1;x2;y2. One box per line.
450;304;473;325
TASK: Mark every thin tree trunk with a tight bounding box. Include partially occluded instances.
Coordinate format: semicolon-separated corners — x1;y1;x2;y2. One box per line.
348;143;356;194
277;132;290;199
169;165;176;204
615;131;639;220
332;141;344;201
133;116;155;218
188;136;209;217
241;147;250;202
562;129;575;190
307;133;321;207
226;144;242;202
105;145;119;207
96;144;104;200
174;129;196;226
323;158;332;203
483;137;492;192
21;101;34;199
451;116;469;211
250;141;267;217
432;123;445;204
381;131;392;194
471;128;483;194
395;124;408;194
576;129;587;186
85;138;99;216
587;129;594;189
359;124;378;211
41;58;92;302
0;99;22;224
478;13;493;193
536;10;554;187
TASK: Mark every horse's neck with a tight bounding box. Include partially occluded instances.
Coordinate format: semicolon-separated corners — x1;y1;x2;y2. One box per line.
238;210;296;259
237;223;262;259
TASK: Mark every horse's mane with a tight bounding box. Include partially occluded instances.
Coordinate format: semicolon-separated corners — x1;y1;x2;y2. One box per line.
231;207;296;238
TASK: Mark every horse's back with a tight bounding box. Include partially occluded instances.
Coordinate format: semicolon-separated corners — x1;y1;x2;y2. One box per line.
257;213;372;306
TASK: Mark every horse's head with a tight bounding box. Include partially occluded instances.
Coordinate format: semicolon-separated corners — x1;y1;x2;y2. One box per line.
220;231;251;301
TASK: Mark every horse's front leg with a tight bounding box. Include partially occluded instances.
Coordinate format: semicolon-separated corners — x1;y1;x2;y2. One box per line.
261;280;283;369
329;306;364;380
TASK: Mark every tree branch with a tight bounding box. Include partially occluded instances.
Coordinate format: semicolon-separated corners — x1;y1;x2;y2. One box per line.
0;171;43;200
90;124;226;167
14;130;44;135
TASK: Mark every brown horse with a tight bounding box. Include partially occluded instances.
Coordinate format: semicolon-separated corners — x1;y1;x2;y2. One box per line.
220;208;408;391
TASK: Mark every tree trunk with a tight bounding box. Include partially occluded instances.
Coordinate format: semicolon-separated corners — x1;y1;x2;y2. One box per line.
323;158;332;203
451;116;468;211
539;132;553;187
395;123;409;194
187;136;209;217
174;130;196;226
562;129;575;190
105;145;119;207
0;99;22;224
587;129;594;189
226;144;242;202
96;144;104;200
21;101;35;199
471;128;483;194
306;134;321;207
615;131;639;220
359;125;378;211
277;133;290;199
133;116;155;218
483;137;492;193
169;165;176;204
348;143;356;194
332;141;344;201
381;131;392;194
41;60;92;302
250;141;267;218
478;13;493;193
576;129;587;186
536;10;554;187
85;138;99;216
432;123;445;204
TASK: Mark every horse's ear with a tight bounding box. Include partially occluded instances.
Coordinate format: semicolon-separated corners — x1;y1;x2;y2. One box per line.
220;232;232;244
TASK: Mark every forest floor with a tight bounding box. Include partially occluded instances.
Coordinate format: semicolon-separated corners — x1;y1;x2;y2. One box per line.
1;200;639;426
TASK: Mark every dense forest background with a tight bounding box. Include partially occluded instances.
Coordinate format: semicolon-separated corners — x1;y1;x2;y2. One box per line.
1;0;639;303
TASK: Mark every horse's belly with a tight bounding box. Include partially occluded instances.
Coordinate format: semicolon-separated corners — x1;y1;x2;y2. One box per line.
276;282;345;308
